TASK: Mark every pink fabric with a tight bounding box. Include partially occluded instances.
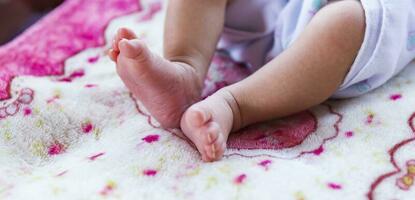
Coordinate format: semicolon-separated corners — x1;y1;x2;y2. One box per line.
228;111;317;150
0;0;141;100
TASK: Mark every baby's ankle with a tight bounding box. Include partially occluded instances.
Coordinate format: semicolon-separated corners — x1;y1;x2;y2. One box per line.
166;53;209;80
171;60;205;90
215;88;242;132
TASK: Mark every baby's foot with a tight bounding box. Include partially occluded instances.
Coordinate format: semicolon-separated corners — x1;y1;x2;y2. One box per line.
181;89;241;162
109;28;202;128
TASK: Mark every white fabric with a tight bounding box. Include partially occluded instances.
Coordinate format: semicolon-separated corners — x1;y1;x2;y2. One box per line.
219;0;415;98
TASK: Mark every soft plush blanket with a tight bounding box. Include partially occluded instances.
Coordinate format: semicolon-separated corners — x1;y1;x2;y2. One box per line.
1;0;415;199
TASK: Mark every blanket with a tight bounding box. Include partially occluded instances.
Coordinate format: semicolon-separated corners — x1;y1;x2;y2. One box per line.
1;0;415;199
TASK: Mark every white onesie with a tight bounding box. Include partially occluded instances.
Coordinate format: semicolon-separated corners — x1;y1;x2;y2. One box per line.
218;0;415;98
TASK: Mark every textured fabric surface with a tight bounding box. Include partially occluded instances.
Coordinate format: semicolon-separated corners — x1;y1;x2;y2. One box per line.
0;0;415;199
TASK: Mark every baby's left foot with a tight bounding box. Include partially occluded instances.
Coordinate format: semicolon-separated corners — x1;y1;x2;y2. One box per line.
108;28;203;128
181;89;240;162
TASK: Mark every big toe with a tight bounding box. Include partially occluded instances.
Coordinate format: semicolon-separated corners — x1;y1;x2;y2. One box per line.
182;105;212;129
117;27;137;39
112;28;137;52
118;39;151;62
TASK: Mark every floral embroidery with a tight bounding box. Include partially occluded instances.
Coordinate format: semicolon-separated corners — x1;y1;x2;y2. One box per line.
234;174;247;185
396;160;415;190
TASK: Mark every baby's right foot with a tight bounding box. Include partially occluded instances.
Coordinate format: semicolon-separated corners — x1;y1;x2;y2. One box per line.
109;28;203;128
181;89;241;162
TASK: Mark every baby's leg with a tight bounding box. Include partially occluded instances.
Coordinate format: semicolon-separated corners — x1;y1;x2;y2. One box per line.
181;0;365;161
108;0;228;128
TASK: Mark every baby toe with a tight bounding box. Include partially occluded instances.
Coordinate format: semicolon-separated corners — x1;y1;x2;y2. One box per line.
204;144;216;161
205;134;225;161
215;140;226;159
108;49;118;61
116;28;137;41
118;39;152;63
114;28;137;51
205;122;220;144
111;39;119;53
185;106;212;128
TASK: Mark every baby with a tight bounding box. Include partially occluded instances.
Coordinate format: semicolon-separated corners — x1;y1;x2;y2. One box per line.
109;0;415;162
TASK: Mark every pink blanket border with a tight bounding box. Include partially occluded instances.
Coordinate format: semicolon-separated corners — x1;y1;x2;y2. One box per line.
0;0;141;100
